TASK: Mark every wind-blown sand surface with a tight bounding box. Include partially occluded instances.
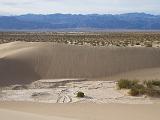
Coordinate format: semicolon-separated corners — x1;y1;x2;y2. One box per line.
0;41;160;119
0;102;160;120
0;41;160;86
0;108;76;120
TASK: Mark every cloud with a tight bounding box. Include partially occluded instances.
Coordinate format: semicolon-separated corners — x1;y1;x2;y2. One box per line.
0;0;159;15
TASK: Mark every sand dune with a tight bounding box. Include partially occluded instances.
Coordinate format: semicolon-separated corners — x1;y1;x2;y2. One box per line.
0;41;160;86
0;108;76;120
0;102;160;120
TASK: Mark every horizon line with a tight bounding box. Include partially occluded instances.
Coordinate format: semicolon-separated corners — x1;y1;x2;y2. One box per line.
0;12;159;16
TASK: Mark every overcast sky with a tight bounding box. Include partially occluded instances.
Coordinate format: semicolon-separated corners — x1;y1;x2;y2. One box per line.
0;0;160;15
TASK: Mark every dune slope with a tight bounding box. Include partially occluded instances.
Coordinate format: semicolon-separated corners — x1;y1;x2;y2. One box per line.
0;109;75;120
0;102;160;120
0;41;160;86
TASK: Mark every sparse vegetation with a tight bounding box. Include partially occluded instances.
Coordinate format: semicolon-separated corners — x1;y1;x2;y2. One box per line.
144;80;153;88
150;80;160;87
129;87;140;96
77;91;85;98
145;42;153;47
144;80;160;88
129;84;145;96
0;32;160;47
145;88;160;97
117;79;138;89
118;79;160;97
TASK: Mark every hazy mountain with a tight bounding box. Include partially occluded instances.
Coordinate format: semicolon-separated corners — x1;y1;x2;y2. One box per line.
0;13;160;30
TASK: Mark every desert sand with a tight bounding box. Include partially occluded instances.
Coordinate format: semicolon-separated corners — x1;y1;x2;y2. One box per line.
0;108;76;120
0;41;160;86
1;80;159;104
0;41;160;120
0;41;160;104
0;102;160;120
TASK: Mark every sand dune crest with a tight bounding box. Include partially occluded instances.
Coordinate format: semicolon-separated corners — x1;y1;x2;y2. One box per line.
0;41;160;86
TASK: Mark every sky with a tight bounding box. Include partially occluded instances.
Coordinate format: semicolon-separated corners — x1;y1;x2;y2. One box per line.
0;0;160;15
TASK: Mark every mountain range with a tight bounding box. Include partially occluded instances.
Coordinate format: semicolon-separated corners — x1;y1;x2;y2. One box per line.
0;13;160;30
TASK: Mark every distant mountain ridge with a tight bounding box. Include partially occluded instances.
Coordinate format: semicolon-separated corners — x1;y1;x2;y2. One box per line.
0;13;160;30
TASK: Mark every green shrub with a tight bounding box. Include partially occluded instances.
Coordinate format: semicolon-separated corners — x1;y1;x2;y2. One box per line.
129;88;139;96
118;79;160;97
151;80;160;87
144;80;160;97
144;80;160;88
117;79;138;89
144;80;153;88
129;84;145;96
77;91;85;98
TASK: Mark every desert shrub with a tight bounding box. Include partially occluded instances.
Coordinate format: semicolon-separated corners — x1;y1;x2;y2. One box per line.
129;88;139;96
145;43;152;47
144;80;160;88
116;44;120;47
145;88;160;97
136;42;140;45
129;84;145;96
144;80;160;97
117;79;138;89
118;79;160;97
135;84;145;94
151;80;160;87
144;80;153;88
77;91;85;98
